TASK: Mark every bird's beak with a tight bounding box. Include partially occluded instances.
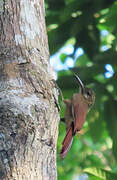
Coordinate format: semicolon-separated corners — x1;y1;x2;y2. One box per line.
74;74;85;94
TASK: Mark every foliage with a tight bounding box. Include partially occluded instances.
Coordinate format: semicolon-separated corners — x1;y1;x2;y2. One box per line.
46;0;117;179
84;167;117;180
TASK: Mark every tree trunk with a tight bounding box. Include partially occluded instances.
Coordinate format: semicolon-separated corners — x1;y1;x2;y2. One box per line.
0;1;59;180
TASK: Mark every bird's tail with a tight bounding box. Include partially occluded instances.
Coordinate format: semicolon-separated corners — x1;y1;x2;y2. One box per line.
60;123;74;159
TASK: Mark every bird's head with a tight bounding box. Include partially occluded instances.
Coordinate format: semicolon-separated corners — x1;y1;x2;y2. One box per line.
74;74;95;107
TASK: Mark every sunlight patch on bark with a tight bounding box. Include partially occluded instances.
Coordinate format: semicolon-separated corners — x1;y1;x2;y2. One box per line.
0;89;49;117
20;0;40;40
15;34;25;45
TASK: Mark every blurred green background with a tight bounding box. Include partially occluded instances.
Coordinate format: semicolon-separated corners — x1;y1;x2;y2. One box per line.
46;0;117;179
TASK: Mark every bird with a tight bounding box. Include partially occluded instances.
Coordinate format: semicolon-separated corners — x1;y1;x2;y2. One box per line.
60;74;95;159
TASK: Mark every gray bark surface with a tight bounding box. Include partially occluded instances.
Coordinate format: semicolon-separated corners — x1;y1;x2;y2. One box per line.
0;1;59;179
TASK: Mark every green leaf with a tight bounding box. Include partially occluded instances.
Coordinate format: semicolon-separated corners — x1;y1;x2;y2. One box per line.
104;99;117;160
59;53;68;63
75;54;91;67
84;167;117;180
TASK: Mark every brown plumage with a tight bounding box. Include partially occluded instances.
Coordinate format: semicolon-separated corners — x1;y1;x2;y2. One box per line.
60;75;95;159
60;123;73;159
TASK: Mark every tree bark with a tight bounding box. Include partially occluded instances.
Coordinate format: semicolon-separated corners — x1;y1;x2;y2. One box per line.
0;1;59;180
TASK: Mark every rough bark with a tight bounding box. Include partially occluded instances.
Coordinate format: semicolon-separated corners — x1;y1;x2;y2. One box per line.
0;1;59;180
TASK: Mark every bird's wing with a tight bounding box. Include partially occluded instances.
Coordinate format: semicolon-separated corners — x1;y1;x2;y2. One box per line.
72;94;88;133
